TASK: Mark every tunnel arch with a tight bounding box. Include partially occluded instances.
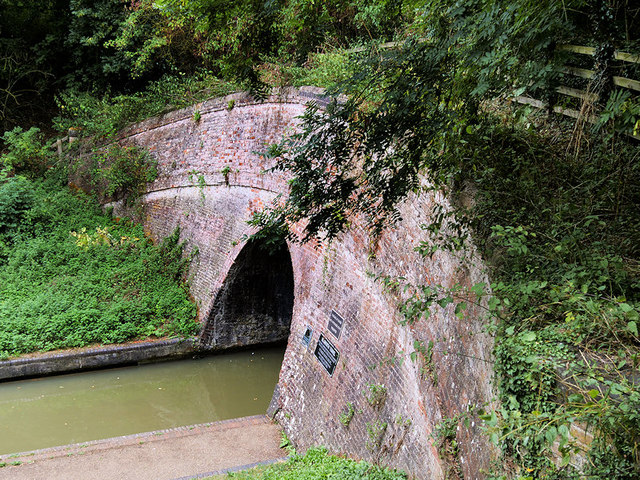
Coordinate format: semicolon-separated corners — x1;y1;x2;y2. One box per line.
200;237;294;349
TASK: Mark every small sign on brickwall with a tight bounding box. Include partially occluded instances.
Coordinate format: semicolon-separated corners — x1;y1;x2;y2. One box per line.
301;326;313;348
327;309;344;339
314;334;339;376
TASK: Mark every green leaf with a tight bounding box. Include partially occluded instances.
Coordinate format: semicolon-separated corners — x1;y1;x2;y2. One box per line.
487;296;500;310
627;321;638;336
470;282;486;296
619;303;633;313
545;426;558;444
437;296;453;308
521;331;536;343
513;86;526;96
558;424;569;439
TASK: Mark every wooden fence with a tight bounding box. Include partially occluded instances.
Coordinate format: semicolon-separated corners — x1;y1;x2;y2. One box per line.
515;44;640;140
349;40;640;140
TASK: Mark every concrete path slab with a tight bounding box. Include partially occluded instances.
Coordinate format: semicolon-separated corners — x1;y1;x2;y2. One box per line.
0;415;284;480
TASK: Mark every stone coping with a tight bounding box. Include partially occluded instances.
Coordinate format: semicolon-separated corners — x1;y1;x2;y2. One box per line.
0;337;198;382
117;86;333;141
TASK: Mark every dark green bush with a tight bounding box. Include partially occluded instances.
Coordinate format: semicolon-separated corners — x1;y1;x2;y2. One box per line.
89;144;158;203
1;127;53;174
0;178;198;358
0;176;35;239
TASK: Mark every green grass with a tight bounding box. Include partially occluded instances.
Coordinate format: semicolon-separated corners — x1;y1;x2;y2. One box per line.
205;447;406;480
0;175;198;359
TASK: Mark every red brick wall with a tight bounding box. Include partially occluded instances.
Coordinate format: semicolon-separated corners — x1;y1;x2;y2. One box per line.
110;88;496;479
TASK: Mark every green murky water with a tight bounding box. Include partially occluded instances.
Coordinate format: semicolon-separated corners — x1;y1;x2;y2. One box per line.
0;346;284;455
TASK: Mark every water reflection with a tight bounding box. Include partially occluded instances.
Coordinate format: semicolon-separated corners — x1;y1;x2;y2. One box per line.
0;346;284;454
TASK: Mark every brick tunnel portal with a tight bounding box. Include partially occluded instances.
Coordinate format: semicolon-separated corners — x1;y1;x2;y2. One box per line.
200;238;294;349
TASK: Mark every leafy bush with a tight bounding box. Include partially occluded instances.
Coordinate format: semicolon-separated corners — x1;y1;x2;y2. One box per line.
1;127;52;174
0;176;35;240
0;178;198;358
89;144;158;203
294;51;356;89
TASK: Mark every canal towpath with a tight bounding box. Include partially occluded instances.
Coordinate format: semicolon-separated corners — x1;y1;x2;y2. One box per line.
0;415;286;480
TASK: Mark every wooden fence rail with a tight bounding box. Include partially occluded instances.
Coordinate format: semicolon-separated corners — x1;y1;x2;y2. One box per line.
347;40;639;139
516;44;640;140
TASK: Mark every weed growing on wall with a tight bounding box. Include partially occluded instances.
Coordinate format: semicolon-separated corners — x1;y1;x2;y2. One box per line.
188;169;207;203
339;401;356;427
89;144;158;204
365;383;388;410
432;414;464;479
365;419;388;452
0;176;198;359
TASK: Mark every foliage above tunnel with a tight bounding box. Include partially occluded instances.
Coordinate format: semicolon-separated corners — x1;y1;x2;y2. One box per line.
0;0;416;133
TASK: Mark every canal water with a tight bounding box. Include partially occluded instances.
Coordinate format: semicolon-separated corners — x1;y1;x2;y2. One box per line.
0;346;284;455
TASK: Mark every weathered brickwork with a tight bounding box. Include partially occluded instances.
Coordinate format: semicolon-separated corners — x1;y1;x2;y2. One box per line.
108;88;495;479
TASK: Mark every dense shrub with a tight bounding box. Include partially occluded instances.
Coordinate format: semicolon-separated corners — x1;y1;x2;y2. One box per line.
1;127;53;174
0;177;35;239
88;144;158;203
0;177;198;359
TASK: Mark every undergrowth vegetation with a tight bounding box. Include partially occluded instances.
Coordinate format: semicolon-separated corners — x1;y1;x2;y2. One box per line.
455;118;640;478
0;175;198;359
54;72;240;139
214;446;406;480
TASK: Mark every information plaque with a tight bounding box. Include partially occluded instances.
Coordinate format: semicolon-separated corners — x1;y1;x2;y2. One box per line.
314;334;339;376
327;309;344;339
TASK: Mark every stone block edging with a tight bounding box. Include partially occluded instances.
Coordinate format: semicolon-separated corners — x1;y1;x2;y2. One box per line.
0;337;198;382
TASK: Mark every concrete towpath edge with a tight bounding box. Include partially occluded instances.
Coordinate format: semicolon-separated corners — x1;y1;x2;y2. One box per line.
0;415;285;480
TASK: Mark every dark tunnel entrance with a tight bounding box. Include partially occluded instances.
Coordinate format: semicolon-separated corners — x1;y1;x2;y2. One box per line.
201;238;294;349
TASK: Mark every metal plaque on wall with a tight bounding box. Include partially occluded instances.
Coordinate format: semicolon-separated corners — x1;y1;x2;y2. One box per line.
327;309;344;339
314;334;339;376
